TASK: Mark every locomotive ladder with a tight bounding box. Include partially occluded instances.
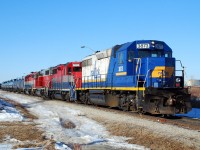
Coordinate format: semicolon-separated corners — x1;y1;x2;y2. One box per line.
134;58;145;110
135;58;143;88
69;75;77;101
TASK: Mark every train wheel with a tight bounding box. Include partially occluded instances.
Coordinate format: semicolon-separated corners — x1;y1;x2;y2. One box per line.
79;92;89;104
65;93;70;102
119;97;130;111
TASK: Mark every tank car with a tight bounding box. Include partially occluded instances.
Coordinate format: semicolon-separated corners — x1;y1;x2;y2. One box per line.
1;80;14;91
77;40;191;115
13;78;24;93
1;78;24;93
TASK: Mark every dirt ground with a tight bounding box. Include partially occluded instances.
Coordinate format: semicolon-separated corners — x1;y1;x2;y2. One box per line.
0;99;56;150
93;117;196;150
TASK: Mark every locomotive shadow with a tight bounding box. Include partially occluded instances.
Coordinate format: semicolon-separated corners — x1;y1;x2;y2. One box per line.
145;113;182;119
21;100;46;108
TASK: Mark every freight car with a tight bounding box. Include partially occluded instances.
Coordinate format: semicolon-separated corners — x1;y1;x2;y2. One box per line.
1;40;192;115
1;80;14;91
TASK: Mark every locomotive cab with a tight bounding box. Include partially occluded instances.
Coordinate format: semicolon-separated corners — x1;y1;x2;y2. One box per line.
131;41;191;114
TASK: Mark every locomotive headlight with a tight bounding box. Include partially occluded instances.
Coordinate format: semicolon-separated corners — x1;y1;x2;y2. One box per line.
151;41;155;45
176;78;181;83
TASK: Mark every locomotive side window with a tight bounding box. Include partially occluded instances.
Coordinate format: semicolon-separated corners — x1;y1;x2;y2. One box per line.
118;52;124;64
165;52;172;58
52;69;57;74
88;59;92;66
82;60;86;67
45;70;49;75
128;51;134;62
82;58;92;67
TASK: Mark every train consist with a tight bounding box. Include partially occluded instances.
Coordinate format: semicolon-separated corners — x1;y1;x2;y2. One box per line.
1;40;192;115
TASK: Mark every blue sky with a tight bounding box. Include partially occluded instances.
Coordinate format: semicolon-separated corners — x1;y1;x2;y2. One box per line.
0;0;200;82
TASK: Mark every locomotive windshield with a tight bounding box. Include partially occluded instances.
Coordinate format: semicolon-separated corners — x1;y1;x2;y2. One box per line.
138;50;172;58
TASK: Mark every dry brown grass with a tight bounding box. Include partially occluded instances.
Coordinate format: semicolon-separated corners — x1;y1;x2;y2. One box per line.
0;98;56;149
93;117;196;150
0;122;43;141
0;121;57;149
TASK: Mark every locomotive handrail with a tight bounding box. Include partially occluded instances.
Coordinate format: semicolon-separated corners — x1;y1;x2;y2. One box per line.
175;60;185;86
175;60;185;76
134;58;142;88
82;73;113;88
143;69;152;87
176;60;184;69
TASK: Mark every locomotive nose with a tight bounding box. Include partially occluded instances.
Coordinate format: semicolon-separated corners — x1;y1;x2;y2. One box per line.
143;57;175;88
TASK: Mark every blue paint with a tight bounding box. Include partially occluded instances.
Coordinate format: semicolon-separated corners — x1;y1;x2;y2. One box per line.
105;40;174;88
176;108;200;119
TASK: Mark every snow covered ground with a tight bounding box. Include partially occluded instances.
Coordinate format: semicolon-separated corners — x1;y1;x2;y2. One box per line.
0;99;23;122
0;91;148;150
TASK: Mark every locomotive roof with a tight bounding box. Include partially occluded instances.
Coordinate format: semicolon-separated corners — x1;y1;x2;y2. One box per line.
117;40;172;52
82;40;172;61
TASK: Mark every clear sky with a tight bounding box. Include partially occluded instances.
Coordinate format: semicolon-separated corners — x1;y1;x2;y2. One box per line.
0;0;200;82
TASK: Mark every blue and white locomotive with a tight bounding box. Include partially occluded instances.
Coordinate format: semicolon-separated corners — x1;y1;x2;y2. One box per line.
78;40;191;115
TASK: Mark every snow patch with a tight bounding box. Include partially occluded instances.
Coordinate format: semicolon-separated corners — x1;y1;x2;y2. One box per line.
0;99;23;122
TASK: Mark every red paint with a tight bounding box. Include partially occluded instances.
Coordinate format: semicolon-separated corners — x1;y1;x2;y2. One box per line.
25;72;37;88
51;62;82;88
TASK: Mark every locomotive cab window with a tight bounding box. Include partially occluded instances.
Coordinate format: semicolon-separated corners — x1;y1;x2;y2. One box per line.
73;67;81;72
68;67;71;74
118;52;124;64
45;70;49;75
138;50;150;58
128;51;134;62
52;69;57;74
139;50;163;58
151;51;162;57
